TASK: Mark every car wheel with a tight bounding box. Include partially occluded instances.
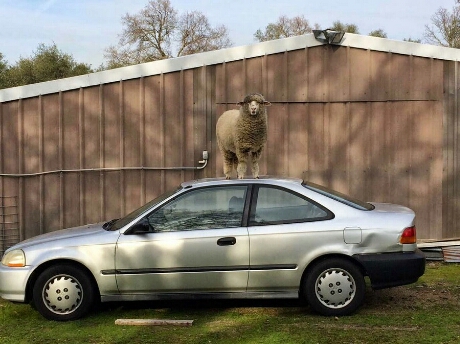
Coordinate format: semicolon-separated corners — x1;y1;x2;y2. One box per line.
32;264;96;321
303;258;365;316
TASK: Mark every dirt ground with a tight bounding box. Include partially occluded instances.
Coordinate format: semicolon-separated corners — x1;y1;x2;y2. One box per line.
364;262;460;312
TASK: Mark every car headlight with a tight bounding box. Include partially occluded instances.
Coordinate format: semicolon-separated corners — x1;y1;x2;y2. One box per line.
1;249;26;267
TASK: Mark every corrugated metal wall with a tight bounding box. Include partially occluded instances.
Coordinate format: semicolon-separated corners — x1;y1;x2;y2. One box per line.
0;45;449;242
443;60;460;240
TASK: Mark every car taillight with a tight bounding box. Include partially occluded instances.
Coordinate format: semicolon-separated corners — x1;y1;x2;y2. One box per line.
400;226;416;244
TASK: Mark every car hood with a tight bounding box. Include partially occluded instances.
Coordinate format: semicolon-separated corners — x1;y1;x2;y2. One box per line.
10;222;108;251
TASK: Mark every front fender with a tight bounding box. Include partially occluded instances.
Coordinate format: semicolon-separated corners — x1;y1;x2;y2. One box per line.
26;243;118;294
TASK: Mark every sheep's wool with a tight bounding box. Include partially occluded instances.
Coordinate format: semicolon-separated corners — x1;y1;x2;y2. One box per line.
242;93;266;104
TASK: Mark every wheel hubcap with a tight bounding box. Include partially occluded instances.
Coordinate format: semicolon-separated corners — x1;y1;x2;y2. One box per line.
42;274;83;315
315;268;355;309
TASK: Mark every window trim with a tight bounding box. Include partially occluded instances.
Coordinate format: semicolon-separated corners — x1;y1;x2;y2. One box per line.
248;185;334;227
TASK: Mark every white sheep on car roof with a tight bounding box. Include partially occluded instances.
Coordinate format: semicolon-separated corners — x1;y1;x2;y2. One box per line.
216;93;271;179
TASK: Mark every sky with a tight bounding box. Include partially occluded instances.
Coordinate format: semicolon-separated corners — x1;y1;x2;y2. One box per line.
0;0;457;68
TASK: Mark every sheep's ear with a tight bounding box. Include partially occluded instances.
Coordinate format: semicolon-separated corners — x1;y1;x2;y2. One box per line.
263;101;272;106
237;101;245;106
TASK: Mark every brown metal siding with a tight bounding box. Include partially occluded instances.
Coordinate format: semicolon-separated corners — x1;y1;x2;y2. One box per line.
443;60;460;239
0;45;448;242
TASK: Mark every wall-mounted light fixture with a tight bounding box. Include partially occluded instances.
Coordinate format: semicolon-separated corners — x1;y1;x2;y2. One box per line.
313;29;345;44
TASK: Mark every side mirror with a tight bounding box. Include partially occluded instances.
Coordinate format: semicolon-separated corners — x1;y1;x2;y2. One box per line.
129;218;151;234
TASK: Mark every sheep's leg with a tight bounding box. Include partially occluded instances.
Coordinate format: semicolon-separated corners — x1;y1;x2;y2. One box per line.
251;148;263;179
232;156;238;176
223;151;236;179
236;149;249;179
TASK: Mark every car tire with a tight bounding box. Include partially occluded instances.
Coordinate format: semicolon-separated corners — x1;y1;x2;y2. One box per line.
32;264;96;321
303;258;365;316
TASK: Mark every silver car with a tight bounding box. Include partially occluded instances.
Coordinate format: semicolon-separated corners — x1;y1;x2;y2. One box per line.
0;177;425;321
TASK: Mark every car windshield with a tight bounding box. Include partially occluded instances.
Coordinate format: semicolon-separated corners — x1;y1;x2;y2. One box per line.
302;181;375;211
106;186;182;231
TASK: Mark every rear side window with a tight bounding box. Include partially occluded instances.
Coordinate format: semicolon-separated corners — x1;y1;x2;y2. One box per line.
249;186;333;226
302;182;375;211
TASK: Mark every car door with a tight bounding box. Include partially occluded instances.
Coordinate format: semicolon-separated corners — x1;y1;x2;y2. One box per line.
115;185;250;294
247;185;335;292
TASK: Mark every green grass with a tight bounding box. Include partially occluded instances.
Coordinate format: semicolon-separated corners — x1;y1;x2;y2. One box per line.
1;262;459;344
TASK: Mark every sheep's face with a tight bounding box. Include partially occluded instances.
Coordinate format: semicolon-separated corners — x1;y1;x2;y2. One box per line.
237;93;271;116
248;101;260;116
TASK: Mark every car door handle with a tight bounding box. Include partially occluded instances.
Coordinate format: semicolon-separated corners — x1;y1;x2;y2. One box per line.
217;237;236;246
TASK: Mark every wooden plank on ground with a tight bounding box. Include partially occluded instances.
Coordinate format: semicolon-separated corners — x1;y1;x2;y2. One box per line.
115;319;194;326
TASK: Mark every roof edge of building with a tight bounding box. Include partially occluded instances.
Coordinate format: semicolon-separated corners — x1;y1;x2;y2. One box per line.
1;33;459;103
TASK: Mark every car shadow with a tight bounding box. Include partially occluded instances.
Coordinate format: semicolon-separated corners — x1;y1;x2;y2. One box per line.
96;298;307;316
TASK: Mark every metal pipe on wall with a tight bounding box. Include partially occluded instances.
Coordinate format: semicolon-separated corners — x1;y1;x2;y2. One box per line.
0;151;208;178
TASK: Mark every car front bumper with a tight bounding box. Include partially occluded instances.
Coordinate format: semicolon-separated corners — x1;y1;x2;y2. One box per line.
0;264;32;302
353;249;426;290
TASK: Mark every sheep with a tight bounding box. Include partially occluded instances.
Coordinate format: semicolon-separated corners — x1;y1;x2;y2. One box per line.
216;93;271;179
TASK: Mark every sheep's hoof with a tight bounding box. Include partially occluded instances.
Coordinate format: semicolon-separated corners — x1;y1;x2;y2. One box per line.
225;176;231;180
255;176;259;179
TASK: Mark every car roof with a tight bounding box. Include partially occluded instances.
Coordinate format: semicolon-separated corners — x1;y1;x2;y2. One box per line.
180;176;304;188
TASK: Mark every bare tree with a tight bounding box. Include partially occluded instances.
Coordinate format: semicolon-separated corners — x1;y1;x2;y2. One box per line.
104;0;232;68
424;5;460;48
254;15;318;42
177;11;231;56
254;16;391;43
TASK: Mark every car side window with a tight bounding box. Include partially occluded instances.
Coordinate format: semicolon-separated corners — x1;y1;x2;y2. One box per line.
147;186;247;232
250;186;331;225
